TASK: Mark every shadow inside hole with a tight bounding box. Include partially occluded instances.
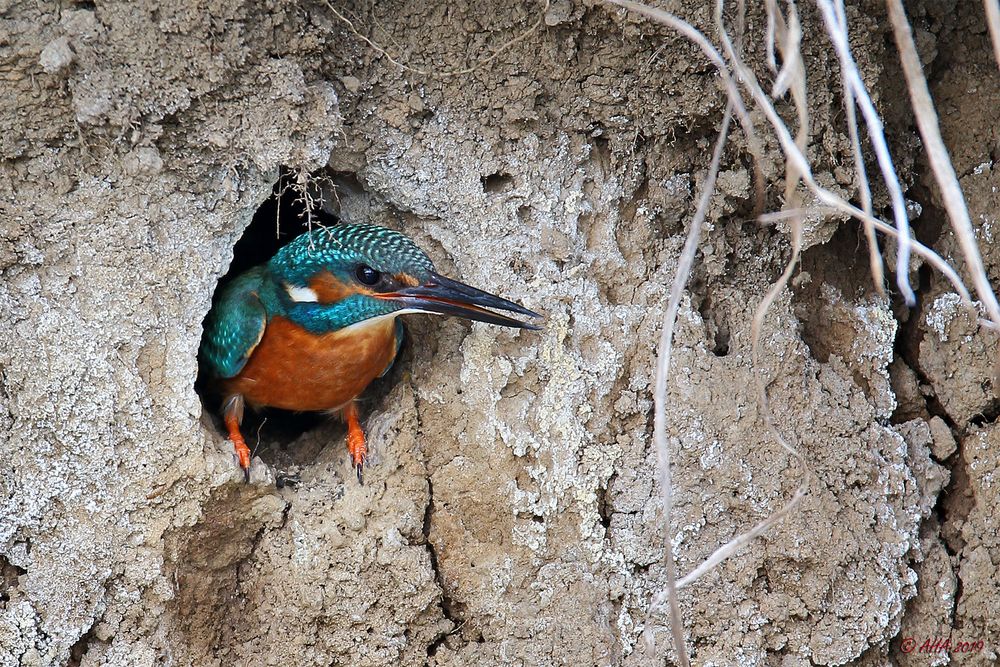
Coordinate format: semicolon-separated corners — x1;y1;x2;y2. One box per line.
223;169;338;282
481;172;514;193
196;167;408;482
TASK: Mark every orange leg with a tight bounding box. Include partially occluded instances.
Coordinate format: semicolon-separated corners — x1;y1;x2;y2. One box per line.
223;396;251;483
343;402;367;484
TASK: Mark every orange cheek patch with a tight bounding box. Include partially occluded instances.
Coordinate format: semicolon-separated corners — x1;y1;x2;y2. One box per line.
309;271;358;303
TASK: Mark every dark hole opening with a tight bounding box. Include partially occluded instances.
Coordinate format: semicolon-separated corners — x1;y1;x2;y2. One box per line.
0;555;26;605
196;167;408;480
67;627;99;667
696;290;731;358
481;172;514;193
223;169;336;282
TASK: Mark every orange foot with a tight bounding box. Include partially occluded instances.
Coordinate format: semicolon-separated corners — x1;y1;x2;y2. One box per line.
344;402;367;485
224;400;251;483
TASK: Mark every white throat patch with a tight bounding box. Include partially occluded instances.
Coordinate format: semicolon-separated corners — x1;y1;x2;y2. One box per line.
285;283;319;303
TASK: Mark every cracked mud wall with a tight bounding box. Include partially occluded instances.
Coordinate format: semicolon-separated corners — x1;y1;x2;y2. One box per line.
2;1;999;666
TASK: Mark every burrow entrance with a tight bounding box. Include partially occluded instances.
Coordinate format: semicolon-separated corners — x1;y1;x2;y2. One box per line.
196;168;410;484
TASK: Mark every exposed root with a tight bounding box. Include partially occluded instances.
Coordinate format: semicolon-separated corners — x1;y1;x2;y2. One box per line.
273;167;338;247
604;0;1000;662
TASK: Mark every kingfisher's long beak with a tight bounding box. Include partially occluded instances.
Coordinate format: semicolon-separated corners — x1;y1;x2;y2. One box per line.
377;272;542;330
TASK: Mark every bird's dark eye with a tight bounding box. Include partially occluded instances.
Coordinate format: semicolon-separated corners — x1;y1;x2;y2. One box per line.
355;264;381;286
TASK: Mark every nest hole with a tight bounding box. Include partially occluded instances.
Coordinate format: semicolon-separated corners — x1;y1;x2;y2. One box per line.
196;167;408;482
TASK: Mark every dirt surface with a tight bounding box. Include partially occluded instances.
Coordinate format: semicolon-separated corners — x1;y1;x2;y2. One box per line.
2;1;999;665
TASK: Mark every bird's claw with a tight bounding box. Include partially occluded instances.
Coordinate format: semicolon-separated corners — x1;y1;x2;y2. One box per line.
351;444;367;486
345;404;368;486
233;441;252;484
348;446;366;485
226;407;253;485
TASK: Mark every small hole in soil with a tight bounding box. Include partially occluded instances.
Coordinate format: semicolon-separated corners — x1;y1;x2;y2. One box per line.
711;325;731;357
196;167;405;477
481;172;514;193
67;627;100;667
0;555;26;605
697;291;731;357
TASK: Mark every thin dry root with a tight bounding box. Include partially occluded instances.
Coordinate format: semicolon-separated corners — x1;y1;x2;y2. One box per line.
608;0;1000;661
323;0;551;78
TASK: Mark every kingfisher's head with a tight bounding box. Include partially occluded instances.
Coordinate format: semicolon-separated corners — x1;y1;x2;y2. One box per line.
268;223;540;331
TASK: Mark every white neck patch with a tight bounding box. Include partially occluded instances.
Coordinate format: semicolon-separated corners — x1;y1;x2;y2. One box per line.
331;308;439;336
285;283;319;303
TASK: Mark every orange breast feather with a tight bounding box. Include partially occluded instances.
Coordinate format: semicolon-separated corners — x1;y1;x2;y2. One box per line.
223;315;398;412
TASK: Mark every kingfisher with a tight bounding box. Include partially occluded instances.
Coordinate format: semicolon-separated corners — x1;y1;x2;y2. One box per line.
199;222;540;483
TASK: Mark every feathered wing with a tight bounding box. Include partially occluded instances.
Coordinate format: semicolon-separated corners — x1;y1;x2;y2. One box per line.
200;268;268;379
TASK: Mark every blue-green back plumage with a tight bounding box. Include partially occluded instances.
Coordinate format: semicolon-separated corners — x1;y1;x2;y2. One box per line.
200;267;268;379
